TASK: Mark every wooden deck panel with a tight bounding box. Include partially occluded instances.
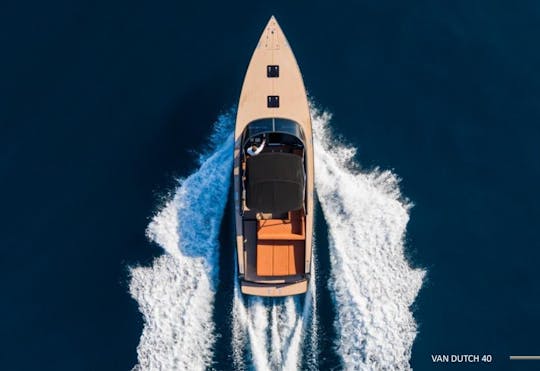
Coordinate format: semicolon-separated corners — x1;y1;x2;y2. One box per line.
273;244;289;276
256;240;305;276
256;243;272;276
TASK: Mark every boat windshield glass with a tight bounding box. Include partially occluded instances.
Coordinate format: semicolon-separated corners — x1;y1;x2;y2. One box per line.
246;118;305;143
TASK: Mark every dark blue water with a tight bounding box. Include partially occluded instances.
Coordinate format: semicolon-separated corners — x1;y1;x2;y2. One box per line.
2;1;539;370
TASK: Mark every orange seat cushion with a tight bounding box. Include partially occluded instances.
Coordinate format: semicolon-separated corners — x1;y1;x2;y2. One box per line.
257;211;305;240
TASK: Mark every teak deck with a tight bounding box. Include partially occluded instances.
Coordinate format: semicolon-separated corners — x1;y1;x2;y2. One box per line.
256;241;305;276
256;211;305;277
243;211;306;282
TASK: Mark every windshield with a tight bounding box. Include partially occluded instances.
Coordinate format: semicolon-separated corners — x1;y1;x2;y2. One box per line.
246;118;305;143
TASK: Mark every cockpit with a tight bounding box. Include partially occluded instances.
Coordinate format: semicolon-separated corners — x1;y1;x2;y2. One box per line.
241;118;306;214
242;118;305;153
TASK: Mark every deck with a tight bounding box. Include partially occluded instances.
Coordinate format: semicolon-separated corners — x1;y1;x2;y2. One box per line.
243;210;306;283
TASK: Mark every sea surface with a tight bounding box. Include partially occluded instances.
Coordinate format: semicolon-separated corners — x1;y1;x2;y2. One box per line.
1;1;540;370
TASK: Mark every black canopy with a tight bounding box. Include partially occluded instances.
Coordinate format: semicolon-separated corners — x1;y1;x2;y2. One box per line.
246;152;304;213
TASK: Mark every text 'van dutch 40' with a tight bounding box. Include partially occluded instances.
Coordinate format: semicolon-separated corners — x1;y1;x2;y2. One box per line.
431;354;486;363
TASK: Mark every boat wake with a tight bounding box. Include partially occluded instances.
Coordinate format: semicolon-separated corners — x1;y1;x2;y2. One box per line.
129;105;424;371
231;261;318;371
312;108;425;370
129;111;234;370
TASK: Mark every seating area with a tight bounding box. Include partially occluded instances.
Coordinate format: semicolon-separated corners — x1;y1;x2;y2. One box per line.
256;240;305;276
256;210;305;276
257;210;305;240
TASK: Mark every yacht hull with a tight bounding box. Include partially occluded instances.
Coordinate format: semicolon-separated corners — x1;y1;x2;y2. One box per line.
234;16;314;297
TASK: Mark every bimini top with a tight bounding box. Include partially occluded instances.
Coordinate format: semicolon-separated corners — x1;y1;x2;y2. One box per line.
246;152;304;213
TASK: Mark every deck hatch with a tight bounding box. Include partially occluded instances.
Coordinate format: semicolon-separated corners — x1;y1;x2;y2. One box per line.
267;65;279;77
267;95;279;108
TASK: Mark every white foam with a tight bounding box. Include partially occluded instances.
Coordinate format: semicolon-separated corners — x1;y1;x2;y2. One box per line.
232;260;317;371
129;105;424;371
129;111;234;370
312;108;425;370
